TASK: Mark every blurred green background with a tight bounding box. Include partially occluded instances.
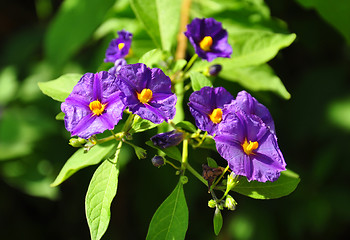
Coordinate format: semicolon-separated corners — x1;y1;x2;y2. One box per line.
1;0;349;239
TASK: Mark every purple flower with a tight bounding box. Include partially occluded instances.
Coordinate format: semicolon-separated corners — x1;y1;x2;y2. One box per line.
214;110;286;182
232;91;275;133
188;86;234;135
108;59;127;76
116;63;177;124
61;71;125;139
184;18;232;62
104;30;133;63
150;130;184;149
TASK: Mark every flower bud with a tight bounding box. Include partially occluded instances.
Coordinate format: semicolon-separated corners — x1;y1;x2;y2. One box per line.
69;137;87;147
151;155;165;167
225;195;237;211
209;64;222;76
208;199;216;208
227;171;237;190
150;130;184;149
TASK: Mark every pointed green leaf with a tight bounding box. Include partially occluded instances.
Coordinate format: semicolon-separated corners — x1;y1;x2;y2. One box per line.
190;72;213;91
130;115;158;134
146;181;188;240
220;63;291;99
227;31;296;68
38;73;81;102
85;159;119;240
213;207;223;236
207;157;218;168
175;121;197;133
45;0;116;65
51;141;117;187
130;0;181;51
55;112;65;120
233;169;300;199
138;49;163;67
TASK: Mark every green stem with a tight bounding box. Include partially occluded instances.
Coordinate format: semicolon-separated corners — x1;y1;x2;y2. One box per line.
181;138;189;175
187;163;208;187
211;165;230;191
183;54;198;73
122;113;135;133
165;159;181;170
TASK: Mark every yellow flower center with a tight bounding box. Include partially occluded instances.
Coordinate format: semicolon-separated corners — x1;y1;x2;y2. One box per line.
242;138;259;155
137;88;153;104
118;42;125;50
209;108;223;124
89;100;106;116
199;36;213;51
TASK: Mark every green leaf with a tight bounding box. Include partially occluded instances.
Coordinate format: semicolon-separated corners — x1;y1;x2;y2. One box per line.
190;72;213;91
138;49;163;68
0;66;18;104
130;0;182;51
55;112;65;120
85;159;119;240
146;141;182;162
207;157;218;168
175;121;197;133
213;207;223;236
233;169;300;199
296;0;350;44
45;0;116;65
146;181;188;240
129;115;158;134
220;63;291;99
227;31;296;68
50;141;117;187
38;73;81;102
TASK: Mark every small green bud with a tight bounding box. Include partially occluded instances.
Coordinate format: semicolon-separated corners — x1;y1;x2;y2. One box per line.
227;171;237;190
208;199;216;208
225;195;237;211
180;176;188;184
69;137;87;147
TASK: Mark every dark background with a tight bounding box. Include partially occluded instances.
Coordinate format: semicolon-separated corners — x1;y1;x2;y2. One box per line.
1;0;349;239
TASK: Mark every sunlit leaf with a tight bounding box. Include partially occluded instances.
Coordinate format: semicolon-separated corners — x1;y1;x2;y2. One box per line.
130;115;158;134
220;63;291;99
146;181;188;240
45;0;116;65
0;66;18;104
50;141;117;187
130;0;181;51
233;169;300;199
85;159;119;240
190;72;213;91
213;207;223;236
38;73;81;102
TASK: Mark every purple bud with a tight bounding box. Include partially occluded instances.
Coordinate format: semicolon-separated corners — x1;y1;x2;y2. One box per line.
151;155;165;167
209;64;222;76
150;130;184;149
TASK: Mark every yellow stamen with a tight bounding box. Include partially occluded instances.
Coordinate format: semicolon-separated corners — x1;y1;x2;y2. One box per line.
209;108;223;124
199;36;213;51
242;138;259;155
89;100;106;116
118;42;125;50
137;88;153;104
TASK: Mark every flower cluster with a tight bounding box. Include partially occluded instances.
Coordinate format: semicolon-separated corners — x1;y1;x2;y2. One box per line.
62;63;177;139
62;18;286;185
189;88;286;182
